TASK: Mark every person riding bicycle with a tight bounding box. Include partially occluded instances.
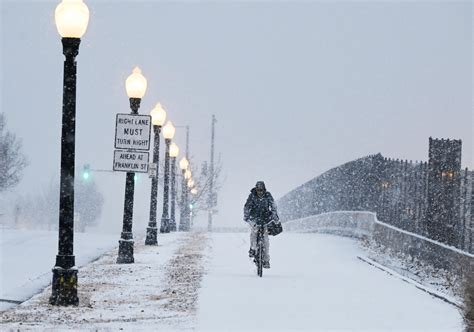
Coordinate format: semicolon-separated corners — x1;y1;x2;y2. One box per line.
243;181;280;269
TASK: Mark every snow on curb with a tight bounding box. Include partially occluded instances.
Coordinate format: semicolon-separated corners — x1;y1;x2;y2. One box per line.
357;255;463;309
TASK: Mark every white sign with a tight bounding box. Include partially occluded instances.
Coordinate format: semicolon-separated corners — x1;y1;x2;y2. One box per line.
115;114;151;151
113;150;149;173
148;163;157;178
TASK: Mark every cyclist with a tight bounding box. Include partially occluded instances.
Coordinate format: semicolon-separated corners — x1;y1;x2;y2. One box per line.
243;181;280;268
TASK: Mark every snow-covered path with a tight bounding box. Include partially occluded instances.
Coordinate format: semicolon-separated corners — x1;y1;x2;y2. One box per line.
0;231;464;331
196;232;463;331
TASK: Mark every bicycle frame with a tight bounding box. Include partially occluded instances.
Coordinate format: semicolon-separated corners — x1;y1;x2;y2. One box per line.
254;221;271;277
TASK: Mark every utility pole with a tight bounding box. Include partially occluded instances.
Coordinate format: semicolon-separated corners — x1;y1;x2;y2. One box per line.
208;115;216;232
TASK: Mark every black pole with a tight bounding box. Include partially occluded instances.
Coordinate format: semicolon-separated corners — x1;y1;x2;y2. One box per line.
145;125;161;245
160;139;171;233
169;157;177;231
116;97;141;263
50;37;81;306
179;169;185;231
179;170;189;231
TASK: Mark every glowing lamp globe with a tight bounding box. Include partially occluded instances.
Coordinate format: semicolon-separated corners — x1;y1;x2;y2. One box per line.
169;142;179;158
163;121;176;140
179;157;189;170
125;67;147;98
55;0;90;38
150;103;167;126
184;169;192;180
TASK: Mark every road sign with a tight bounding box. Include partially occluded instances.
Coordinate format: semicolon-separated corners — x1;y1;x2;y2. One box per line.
113;150;149;173
148;163;157;178
115;114;151;151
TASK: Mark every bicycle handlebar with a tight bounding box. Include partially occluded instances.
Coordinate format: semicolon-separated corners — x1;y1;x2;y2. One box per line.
249;220;275;227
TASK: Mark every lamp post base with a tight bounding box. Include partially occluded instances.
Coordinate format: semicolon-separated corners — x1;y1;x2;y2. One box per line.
179;222;189;232
169;219;176;232
145;226;158;245
160;218;170;233
50;266;79;306
117;238;134;264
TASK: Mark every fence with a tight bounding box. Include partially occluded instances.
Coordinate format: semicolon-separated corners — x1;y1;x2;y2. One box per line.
278;151;473;253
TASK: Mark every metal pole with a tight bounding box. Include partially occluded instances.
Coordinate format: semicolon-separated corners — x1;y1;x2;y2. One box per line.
145;125;161;245
50;37;81;306
160;139;171;233
179;170;184;231
179;169;187;231
208;115;216;232
170;157;177;231
116;97;141;263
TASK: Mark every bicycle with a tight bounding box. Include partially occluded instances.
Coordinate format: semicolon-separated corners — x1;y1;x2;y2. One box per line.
253;220;272;277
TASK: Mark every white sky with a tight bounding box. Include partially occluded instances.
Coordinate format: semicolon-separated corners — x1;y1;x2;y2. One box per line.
1;0;472;230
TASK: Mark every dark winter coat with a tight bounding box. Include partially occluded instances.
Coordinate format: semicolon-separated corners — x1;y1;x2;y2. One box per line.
244;188;279;225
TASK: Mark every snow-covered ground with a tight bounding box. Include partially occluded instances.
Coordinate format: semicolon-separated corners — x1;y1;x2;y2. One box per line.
197;232;463;331
0;228;119;311
0;231;464;331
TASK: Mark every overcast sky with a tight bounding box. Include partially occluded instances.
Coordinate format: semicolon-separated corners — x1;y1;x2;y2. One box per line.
1;0;472;230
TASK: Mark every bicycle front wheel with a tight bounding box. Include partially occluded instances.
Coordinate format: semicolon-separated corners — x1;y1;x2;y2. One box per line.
257;238;263;277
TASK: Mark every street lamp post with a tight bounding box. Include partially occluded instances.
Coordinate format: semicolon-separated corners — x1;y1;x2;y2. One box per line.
188;180;196;228
178;157;189;231
169;142;179;231
145;103;166;245
160;121;176;233
50;0;89;306
117;67;147;263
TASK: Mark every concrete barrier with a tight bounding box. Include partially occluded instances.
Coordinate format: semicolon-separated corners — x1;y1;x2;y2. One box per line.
284;211;474;280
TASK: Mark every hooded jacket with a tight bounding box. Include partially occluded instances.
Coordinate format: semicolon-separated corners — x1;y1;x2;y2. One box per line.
244;186;279;225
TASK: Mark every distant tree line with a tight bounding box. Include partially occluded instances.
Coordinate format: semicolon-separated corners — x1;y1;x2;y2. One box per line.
13;177;104;232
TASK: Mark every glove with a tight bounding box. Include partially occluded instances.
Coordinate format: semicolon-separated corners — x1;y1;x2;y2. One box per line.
247;219;256;227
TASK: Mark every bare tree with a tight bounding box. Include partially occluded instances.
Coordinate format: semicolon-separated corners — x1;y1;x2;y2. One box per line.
186;156;224;217
0;113;27;192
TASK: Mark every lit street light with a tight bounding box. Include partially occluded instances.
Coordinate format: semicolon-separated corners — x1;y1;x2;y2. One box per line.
145;103;166;245
184;169;192;180
50;0;89;306
179;157;189;171
117;67;147;264
160;121;176;233
169;142;179;231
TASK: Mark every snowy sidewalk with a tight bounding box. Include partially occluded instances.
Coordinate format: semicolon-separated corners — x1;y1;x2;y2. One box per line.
0;231;210;331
